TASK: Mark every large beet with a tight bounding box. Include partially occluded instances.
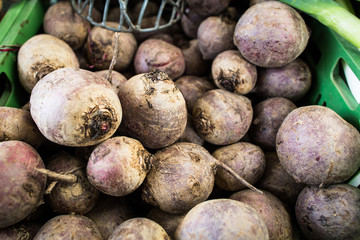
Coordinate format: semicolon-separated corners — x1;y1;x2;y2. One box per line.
30;67;122;147
118;71;187;149
233;1;310;67
0;141;46;228
296;184;360;240
276;105;360;185
174;199;269;240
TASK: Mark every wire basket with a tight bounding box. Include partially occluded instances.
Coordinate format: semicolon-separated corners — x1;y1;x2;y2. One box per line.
71;0;184;33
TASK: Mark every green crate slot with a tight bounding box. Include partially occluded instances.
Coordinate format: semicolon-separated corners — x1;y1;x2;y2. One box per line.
0;0;45;107
302;17;360;132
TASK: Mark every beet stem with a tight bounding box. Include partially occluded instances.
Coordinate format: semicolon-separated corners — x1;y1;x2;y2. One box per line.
215;160;263;194
106;32;120;84
35;168;77;183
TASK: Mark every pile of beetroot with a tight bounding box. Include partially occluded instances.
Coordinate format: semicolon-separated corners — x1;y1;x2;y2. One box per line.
1;0;359;239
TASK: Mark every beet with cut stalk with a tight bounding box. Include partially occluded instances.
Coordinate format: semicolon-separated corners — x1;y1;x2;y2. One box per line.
30;67;122;147
117;71;187;149
192;89;253;145
0;140;47;228
44;151;100;215
17;34;79;93
142;142;262;214
211;49;257;95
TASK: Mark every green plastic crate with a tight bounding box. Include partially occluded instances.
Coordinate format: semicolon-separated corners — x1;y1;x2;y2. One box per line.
0;0;45;107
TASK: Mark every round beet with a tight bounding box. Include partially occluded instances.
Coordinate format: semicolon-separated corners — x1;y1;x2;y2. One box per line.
118;71;187;149
197;15;236;60
233;1;310;67
87;136;154;196
142;142;216;214
295;184;360;240
174;199;269;240
211;50;257;95
44;151;100;214
212;142;266;192
0;141;46;228
134;39;185;80
230;190;294;240
33;214;102;240
0;106;44;149
180;7;206;39
255;58;312;102
86;194;135;239
109;217;170;240
276;105;360;185
17;34;79;93
85;22;137;71
174;75;214;113
192;89;253;145
250;97;297;151
30;67;122;147
43;1;90;50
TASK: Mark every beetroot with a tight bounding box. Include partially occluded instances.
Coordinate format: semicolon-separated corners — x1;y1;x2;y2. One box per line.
0;141;46;228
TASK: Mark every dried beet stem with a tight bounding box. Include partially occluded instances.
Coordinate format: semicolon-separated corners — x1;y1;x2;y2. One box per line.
215;160;263;194
35;168;77;183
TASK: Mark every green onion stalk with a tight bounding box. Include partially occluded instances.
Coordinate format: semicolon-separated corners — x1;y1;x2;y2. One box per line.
278;0;360;49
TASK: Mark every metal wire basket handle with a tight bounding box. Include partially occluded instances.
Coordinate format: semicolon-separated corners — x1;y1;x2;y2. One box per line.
71;0;184;32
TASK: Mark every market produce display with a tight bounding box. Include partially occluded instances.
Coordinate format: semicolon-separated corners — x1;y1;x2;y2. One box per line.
0;0;360;239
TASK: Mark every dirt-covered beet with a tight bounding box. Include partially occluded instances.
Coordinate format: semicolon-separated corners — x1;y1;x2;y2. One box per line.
0;220;43;240
95;70;127;94
174;75;214;113
0;140;46;228
33;214;102;240
254;58;312;102
212;142;266;192
233;1;310;67
181;39;211;76
17;34;79;93
197;15;236;60
0;107;44;149
85;22;137;71
44;151;100;214
117;71;187;149
250;97;297;151
142;142;216;214
230;189;294;240
186;0;231;17
174;199;269;240
109;217;170;240
86;194;135;239
147;207;186;239
276;105;360;185
43;1;90;50
295;184;360;240
255;152;305;207
192;89;253;145
30;67;122;147
133;39;185;80
211;50;257;95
